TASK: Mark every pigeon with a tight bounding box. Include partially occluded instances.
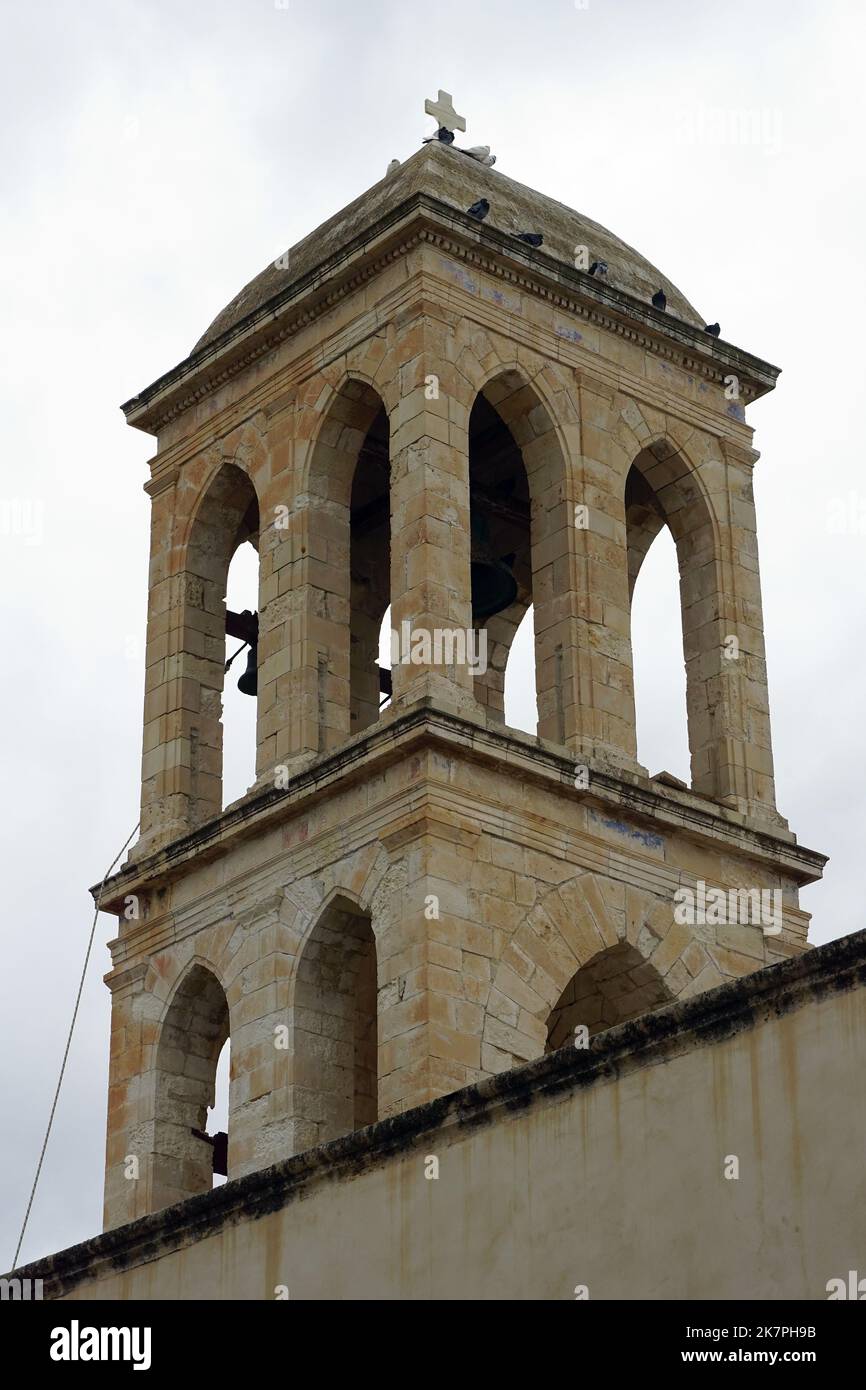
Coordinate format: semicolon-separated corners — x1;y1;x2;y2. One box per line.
423;126;456;145
516;232;543;246
386;159;400;175
652;289;667;311
588;260;608;278
704;322;721;337
466;198;490;221
463;145;496;166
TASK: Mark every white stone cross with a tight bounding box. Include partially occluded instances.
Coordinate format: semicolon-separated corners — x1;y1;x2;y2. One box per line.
424;90;466;134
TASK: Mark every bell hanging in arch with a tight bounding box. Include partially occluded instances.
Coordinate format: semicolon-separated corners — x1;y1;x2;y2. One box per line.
237;641;258;697
225;608;259;697
470;512;518;622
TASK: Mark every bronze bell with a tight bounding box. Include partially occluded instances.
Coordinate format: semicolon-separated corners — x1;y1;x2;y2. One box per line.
470;513;518;621
237;642;258;697
225;609;259;697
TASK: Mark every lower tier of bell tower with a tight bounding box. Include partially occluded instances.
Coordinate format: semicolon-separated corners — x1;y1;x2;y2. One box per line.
96;699;825;1231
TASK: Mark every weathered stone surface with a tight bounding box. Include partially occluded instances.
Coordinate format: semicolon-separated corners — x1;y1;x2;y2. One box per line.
92;144;825;1238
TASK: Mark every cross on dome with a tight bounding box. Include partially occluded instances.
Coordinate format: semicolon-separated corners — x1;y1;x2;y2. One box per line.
424;89;466;135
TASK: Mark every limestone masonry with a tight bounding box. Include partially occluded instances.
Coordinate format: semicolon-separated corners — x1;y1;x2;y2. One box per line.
83;139;825;1242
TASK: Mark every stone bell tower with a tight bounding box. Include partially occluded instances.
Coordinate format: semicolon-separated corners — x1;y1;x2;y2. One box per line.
96;96;825;1232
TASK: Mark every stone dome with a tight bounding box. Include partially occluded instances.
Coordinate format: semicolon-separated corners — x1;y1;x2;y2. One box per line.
193;141;702;354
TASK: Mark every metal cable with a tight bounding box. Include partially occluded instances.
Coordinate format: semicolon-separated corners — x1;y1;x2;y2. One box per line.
10;819;140;1271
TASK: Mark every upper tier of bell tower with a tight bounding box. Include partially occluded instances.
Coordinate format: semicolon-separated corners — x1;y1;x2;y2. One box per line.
122;134;784;857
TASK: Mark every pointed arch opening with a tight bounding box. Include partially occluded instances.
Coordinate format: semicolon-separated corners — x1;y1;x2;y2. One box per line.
182;461;260;824
292;895;378;1150
302;381;390;751
626;441;719;796
545;943;672;1051
468;371;570;742
629;518;690;784
151;963;230;1210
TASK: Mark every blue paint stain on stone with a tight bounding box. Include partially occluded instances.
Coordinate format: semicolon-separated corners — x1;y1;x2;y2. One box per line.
556;324;583;343
440;258;478;294
590;808;664;850
726;401;746;421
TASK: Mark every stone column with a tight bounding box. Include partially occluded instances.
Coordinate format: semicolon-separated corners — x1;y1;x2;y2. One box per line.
696;438;781;821
102;962;152;1231
388;314;476;713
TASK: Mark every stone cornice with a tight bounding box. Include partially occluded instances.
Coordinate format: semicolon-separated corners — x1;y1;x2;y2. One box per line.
121;195;781;438
13;924;865;1296
105;777;809;974
102;960;149;995
140;269;755;494
143;464;180;498
92;701;826;915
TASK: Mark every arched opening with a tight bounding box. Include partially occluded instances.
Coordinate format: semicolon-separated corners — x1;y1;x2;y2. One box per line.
466;371;573;743
467;382;535;727
301;381;390;752
292;896;378;1150
183;461;259;824
151;963;230;1211
545;943;672;1051
625;443;718;795
629;524;690;784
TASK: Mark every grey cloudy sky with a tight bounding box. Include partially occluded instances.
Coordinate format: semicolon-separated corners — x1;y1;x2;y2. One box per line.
2;0;864;1267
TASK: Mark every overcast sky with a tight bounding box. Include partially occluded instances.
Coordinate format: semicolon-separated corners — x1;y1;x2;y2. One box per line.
2;0;864;1268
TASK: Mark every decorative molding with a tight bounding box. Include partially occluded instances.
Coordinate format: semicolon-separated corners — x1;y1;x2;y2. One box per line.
123;196;780;438
92;703;827;918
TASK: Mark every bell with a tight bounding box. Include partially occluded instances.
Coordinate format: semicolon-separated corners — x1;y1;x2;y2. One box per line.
211;1130;228;1178
470;513;518;621
237;642;258;697
190;1127;228;1178
225;609;259;696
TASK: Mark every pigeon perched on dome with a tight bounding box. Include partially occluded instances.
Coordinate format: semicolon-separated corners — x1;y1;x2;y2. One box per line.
462;145;496;166
422;126;456;145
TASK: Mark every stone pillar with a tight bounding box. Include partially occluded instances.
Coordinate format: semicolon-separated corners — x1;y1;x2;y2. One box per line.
271;376;386;766
695;438;780;820
138;476;198;854
137;437;264;857
378;810;484;1116
102;962;153;1231
388;316;475;713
